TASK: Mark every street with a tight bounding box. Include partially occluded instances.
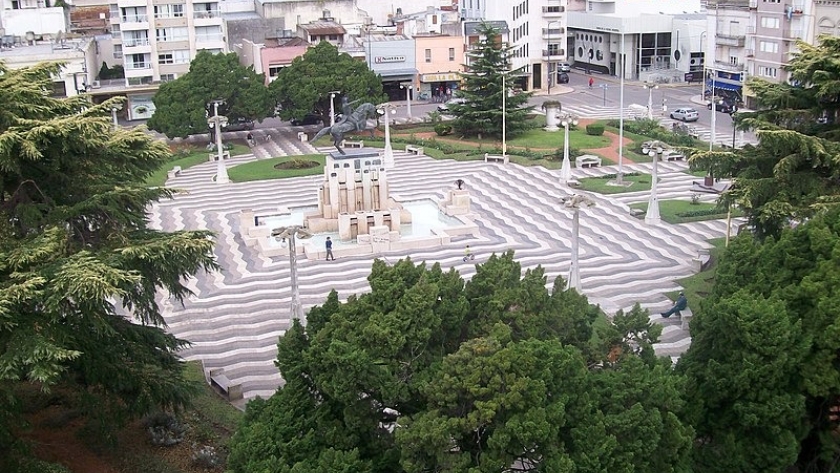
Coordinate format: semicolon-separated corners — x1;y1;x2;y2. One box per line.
245;72;754;148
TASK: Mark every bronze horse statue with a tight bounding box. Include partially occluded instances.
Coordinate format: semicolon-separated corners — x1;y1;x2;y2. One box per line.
312;102;377;155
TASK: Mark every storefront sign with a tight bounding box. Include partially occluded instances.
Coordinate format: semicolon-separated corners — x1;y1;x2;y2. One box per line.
420;72;461;83
375;55;405;64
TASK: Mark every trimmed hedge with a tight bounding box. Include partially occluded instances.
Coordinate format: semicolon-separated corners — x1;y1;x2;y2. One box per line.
586;123;605;136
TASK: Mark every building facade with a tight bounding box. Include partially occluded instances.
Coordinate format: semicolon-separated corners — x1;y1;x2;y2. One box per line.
414;33;464;100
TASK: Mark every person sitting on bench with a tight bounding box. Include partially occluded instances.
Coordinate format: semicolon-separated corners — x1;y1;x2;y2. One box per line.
661;292;688;318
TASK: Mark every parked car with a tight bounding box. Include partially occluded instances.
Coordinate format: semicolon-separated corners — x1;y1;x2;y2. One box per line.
558;62;572;73
557;72;570;84
707;101;736;113
225;118;255;131
437;97;468;113
669;108;699;122
290;114;322;126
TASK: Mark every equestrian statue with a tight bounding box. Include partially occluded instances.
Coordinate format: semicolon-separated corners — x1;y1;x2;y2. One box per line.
312;97;377;155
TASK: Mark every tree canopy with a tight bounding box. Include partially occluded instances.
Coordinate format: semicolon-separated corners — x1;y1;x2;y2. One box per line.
689;36;840;240
227;253;690;473
0;62;217;467
269;42;386;123
449;22;534;139
147;51;275;139
679;207;840;473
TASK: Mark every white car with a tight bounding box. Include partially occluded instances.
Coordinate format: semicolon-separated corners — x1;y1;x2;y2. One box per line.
437;98;467;113
669;108;699;122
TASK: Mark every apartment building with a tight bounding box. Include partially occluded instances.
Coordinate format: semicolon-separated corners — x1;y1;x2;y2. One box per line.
106;0;226;118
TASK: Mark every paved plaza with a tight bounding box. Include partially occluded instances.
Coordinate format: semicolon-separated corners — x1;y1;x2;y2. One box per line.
150;129;734;402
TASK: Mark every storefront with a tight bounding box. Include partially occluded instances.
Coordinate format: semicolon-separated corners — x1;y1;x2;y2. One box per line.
367;37;418;101
419;72;461;102
128;94;156;121
706;70;743;105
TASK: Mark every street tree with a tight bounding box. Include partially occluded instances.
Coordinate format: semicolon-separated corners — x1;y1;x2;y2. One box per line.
449;22;533;139
227;253;689;472
0;62;217;466
269;42;385;124
689;37;840;239
147;51;274;138
679;208;840;472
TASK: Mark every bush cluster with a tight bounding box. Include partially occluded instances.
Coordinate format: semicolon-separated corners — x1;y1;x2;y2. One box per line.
585;124;605;136
676;208;727;218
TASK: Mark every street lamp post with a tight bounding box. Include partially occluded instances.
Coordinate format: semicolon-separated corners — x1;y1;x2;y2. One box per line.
731;111;738;149
643;83;659;119
378;103;396;166
598;83;608;107
643;142;664;224
400;83;412;118
564;194;596;292
207;100;229;184
618;31;626;184
502;72;507;158
271;225;313;320
329;91;340;126
699;31;707;99
110;104;122;130
559;112;579;184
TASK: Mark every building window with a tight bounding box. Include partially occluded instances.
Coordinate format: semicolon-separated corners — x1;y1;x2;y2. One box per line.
154;4;184;19
159;53;173;64
127;76;153;86
195;26;222;42
156;27;188;42
449;47;455;61
760;17;780;29
425;49;431;62
730;56;738;65
760;41;779;53
268;65;285;77
113;44;123;59
160;73;176;82
758;66;778;77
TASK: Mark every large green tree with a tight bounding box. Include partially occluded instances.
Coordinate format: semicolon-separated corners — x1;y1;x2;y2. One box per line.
270;42;385;124
679;208;840;472
0;62;217;466
689;36;840;239
228;254;690;472
147;51;275;138
449;22;534;139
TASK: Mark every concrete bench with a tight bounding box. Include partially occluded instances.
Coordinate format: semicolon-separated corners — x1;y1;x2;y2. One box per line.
575;154;602;168
343;140;364;149
209;369;243;401
297;131;308;142
208;150;231;162
484;153;509;164
167;166;182;179
629;208;645;217
679;307;694;330
405;145;424;155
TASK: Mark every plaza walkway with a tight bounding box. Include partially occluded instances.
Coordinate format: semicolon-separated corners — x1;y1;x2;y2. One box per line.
150;129;731;402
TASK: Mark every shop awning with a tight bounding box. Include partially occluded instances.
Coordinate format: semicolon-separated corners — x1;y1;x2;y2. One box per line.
378;68;418;80
707;80;742;91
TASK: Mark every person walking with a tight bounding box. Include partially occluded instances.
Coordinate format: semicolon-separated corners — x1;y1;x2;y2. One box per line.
588;77;594;89
661;292;688;318
325;236;336;261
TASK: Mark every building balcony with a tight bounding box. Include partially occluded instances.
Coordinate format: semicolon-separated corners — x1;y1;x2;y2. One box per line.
122;37;150;48
714;60;745;72
193;10;221;19
782;29;803;40
715;33;746;47
542;49;566;59
745;49;754;57
126;62;151;71
195;34;224;43
541;5;565;17
118;0;147;7
122;14;148;23
542;27;565;38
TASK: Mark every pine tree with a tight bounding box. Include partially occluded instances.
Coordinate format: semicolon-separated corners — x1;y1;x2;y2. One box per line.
0;62;217;460
450;22;533;139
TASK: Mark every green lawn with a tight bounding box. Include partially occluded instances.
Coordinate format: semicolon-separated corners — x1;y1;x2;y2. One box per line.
577;173;652;194
145;143;251;187
228;154;325;182
629;199;740;224
506;127;612;150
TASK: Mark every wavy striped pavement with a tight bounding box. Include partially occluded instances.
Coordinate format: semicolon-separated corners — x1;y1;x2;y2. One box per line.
149;131;735;402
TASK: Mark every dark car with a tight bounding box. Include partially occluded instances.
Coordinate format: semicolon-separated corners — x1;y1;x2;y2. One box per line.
557;72;570;84
290;114;322;126
224;118;255;131
707;101;736;114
